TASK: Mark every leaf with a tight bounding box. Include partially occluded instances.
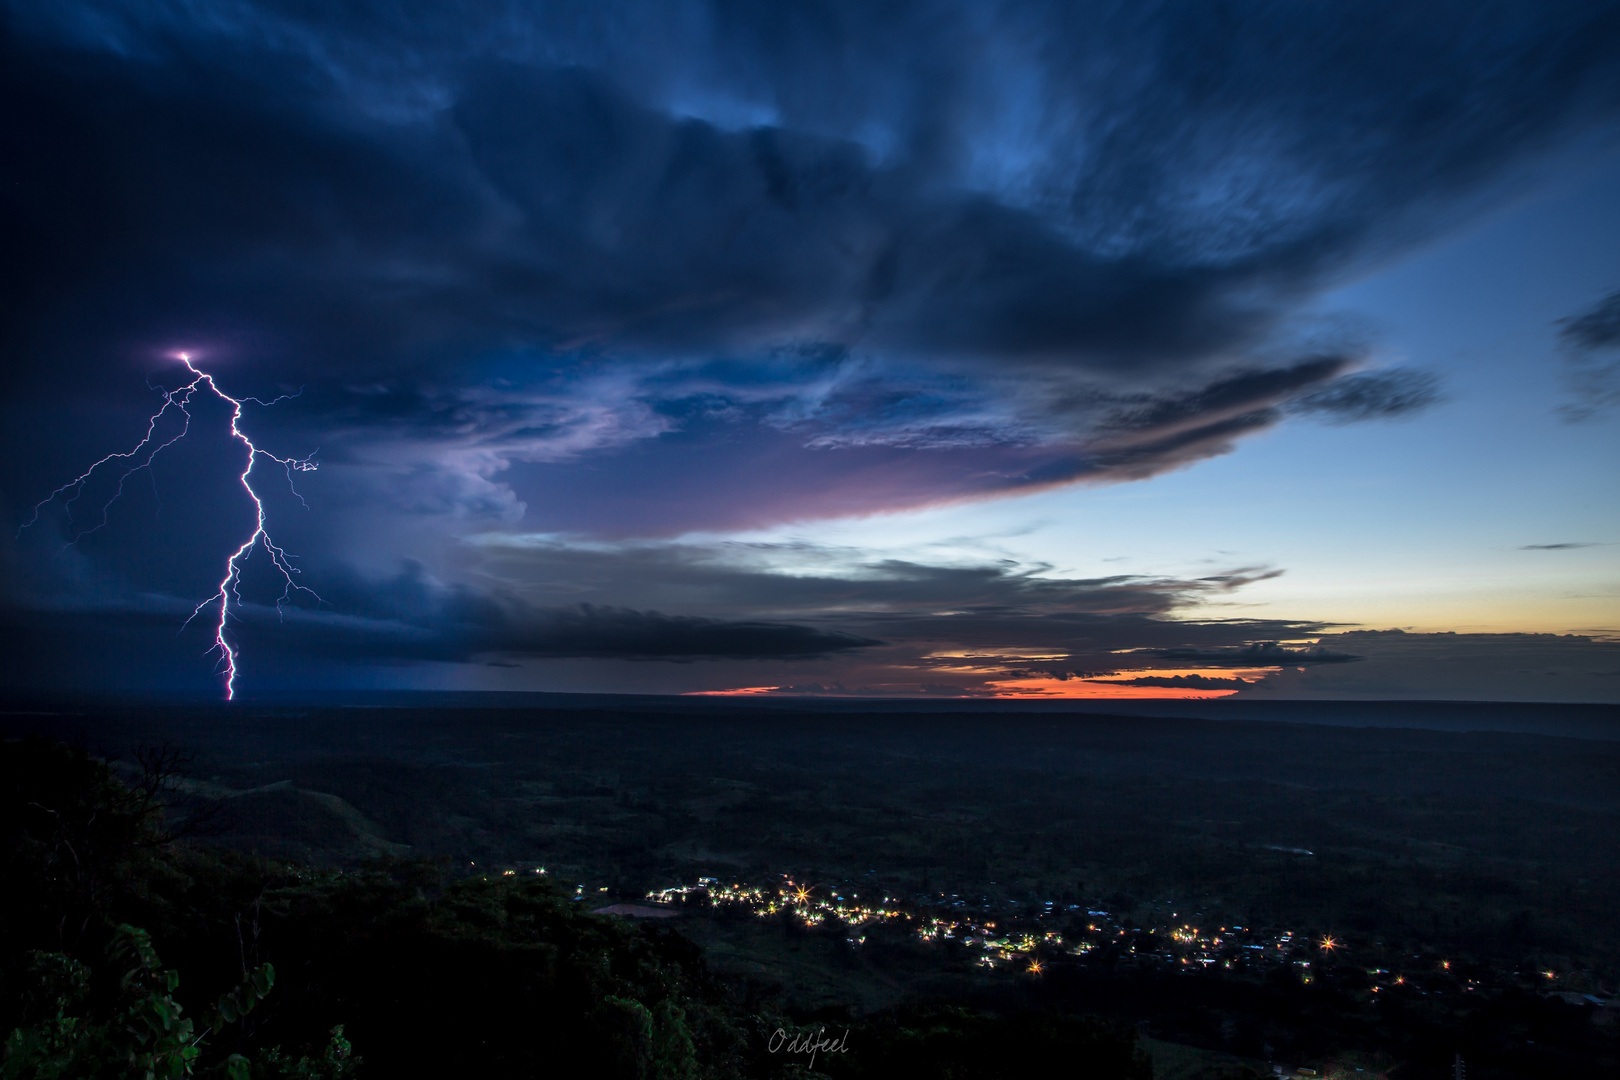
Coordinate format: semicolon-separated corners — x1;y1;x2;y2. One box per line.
250;963;275;999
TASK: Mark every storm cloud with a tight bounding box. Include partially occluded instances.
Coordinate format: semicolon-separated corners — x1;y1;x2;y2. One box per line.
4;1;1619;694
5;0;1618;535
0;532;1324;691
0;554;886;694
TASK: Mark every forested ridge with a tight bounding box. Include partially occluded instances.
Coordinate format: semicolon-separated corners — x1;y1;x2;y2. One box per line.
1;736;1150;1079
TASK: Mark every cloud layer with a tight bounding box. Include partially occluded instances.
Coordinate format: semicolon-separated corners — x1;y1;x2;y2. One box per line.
6;0;1618;537
3;2;1619;695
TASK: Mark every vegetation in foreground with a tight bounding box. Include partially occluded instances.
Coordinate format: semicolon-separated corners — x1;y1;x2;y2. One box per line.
1;736;1151;1079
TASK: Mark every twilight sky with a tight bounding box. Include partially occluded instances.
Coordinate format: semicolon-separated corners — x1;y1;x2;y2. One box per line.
2;0;1617;701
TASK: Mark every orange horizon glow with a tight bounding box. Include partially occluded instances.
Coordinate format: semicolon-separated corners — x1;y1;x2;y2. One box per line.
981;677;1240;699
686;684;1237;699
687;667;1267;700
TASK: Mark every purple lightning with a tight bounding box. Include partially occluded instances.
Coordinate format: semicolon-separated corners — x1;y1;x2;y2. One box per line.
21;353;320;699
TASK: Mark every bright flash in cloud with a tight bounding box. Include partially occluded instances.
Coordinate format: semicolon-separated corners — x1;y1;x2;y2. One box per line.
21;353;319;699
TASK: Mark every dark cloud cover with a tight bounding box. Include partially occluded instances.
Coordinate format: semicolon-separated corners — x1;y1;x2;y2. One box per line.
0;529;1322;691
5;528;1618;700
246;562;886;662
466;536;1282;618
5;0;1617;533
0;555;885;693
3;1;1620;693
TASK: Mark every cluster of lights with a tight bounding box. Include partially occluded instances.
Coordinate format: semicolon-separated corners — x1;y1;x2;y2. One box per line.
631;878;1374;977
647;876;910;931
589;874;1598;998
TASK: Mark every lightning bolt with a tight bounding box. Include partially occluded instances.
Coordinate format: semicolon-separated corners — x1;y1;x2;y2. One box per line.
21;353;320;700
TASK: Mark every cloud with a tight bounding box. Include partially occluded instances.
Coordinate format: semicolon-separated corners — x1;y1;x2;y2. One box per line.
1519;542;1603;550
4;1;1619;535
1086;673;1255;689
0;561;883;695
1289;369;1441;423
454;536;1336;692
4;2;1620;693
467;534;1291;624
1242;629;1620;702
7;532;1618;701
1556;289;1620;420
1558;290;1620;351
243;562;886;663
0;531;1325;690
1143;642;1364;667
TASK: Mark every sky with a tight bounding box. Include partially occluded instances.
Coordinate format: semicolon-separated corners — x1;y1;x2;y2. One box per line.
1;0;1617;702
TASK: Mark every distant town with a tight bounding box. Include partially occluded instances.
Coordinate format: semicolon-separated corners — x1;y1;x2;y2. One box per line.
544;871;1616;1008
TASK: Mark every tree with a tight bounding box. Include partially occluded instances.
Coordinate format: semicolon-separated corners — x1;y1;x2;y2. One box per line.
2;924;355;1080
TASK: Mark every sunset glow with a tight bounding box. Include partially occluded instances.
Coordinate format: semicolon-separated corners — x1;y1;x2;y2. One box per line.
1;0;1614;705
687;668;1265;699
3;6;1613;1073
981;683;1238;700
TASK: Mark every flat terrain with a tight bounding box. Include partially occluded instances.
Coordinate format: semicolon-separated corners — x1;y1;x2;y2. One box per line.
4;696;1618;1076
